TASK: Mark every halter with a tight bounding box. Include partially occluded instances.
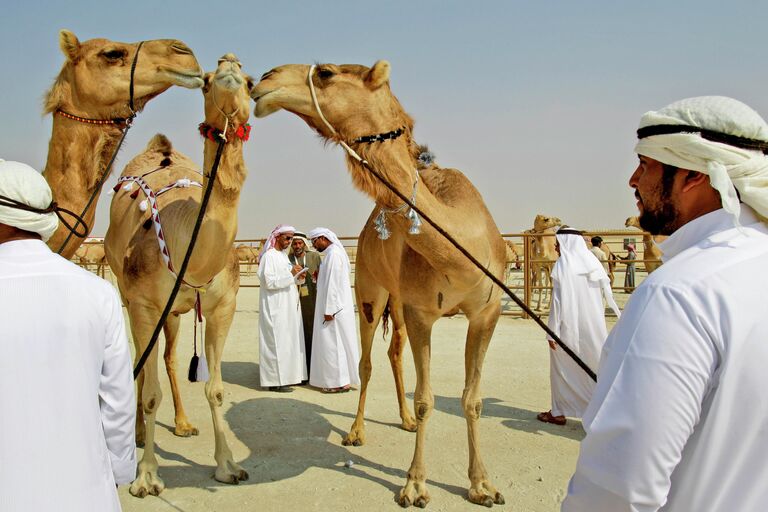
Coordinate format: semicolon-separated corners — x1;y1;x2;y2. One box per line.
307;64;420;239
0;193;89;239
55;41;145;254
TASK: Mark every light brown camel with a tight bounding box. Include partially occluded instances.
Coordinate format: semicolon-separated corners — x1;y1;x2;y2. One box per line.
625;216;666;272
235;243;258;275
526;214;561;310
504;239;522;282
75;242;107;278
105;54;252;497
252;61;507;508
43;30;203;258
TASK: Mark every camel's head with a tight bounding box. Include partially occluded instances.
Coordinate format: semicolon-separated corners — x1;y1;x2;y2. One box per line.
202;54;253;133
533;214;562;231
45;30;204;118
625;216;641;229
251;61;412;141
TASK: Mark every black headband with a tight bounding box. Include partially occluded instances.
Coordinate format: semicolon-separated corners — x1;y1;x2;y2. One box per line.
0;193;88;238
637;124;768;154
556;228;582;236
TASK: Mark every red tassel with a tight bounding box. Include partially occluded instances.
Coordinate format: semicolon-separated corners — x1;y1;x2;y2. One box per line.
112;183;121;193
130;189;139;199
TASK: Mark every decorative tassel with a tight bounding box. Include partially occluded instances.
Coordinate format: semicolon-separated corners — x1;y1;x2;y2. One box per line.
176;178;191;188
129;189;140;199
187;354;200;382
407;208;422;235
113;183;121;193
196;350;209;382
139;200;148;212
122;183;133;192
373;209;390;240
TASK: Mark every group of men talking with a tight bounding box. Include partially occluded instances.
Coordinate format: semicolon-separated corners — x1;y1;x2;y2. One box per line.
2;94;767;511
256;224;360;394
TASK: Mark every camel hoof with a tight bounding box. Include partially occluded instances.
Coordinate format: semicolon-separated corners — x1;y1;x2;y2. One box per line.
398;496;411;508
401;420;417;432
415;497;428;508
342;431;365;447
494;492;505;505
129;472;165;498
215;464;249;484
173;424;199;437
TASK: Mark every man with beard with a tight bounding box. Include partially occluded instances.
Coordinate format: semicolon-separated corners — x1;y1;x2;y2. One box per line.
288;232;321;382
562;97;768;511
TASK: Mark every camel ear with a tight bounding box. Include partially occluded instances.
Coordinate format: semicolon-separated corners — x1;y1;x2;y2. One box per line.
201;72;214;93
59;30;81;63
365;60;390;89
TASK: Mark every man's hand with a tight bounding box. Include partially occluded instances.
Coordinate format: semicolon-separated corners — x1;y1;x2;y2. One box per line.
290;264;303;275
324;314;334;322
548;339;557;350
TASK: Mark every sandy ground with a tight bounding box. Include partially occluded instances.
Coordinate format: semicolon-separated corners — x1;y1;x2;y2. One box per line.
117;273;628;512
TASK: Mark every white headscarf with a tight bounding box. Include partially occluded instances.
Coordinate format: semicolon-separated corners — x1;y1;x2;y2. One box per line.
0;160;59;241
259;224;296;259
308;227;349;266
550;230;621;344
289;231;314;255
634;96;768;225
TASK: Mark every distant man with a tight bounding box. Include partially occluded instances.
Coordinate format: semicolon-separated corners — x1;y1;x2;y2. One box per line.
562;96;768;511
588;236;609;273
0;160;136;511
288;232;321;381
307;227;360;393
538;227;620;426
257;225;307;392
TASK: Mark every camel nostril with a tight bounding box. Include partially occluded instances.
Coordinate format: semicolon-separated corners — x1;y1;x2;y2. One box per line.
171;43;193;55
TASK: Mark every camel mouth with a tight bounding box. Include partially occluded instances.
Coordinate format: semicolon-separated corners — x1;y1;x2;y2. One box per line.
160;68;205;89
214;71;244;90
251;89;282;118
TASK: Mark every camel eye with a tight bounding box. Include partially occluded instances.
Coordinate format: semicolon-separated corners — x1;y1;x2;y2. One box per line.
317;68;334;79
102;49;127;61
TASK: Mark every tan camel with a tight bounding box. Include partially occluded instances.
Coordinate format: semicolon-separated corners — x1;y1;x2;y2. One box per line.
252;61;507;508
43;30;203;258
625;216;665;272
504;239;522;282
526;214;561;310
75;242;107;278
105;55;252;497
235;243;258;275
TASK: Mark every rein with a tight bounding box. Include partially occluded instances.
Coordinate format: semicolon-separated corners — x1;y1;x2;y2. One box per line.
55;41;145;255
306;64;597;382
0;194;89;239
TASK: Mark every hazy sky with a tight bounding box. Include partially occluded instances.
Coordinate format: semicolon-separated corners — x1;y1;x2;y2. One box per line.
2;0;767;238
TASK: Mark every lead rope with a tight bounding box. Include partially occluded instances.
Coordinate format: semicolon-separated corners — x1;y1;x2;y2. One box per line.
307;65;596;381
56;41;145;255
133;138;227;379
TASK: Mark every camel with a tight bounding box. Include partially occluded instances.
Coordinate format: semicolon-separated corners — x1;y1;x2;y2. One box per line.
75;242;107;278
526;214;561;310
235;243;258;275
504;239;522;282
104;54;252;497
252;61;507;508
42;30;203;259
625;216;666;273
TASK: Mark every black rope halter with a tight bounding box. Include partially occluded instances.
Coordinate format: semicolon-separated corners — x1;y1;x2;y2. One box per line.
0;193;89;239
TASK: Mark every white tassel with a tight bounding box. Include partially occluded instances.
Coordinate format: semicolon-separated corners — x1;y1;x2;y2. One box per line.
196;349;210;382
122;183;133;192
138;200;148;212
176;178;192;188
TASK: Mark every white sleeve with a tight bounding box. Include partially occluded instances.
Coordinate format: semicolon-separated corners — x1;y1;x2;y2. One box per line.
99;286;137;485
321;250;346;316
259;251;295;290
562;285;717;512
547;279;562;342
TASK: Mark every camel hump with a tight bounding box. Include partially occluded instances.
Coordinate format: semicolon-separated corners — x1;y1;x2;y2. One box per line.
145;134;174;154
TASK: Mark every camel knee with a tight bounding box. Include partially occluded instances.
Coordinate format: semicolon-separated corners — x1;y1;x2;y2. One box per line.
142;390;163;415
462;397;483;421
414;399;434;421
205;382;224;407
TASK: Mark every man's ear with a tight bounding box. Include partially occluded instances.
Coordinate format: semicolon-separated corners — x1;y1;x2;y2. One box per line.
681;171;709;193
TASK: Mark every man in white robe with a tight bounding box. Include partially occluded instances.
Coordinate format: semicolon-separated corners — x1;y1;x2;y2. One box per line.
307;227;360;393
0;160;135;511
257;224;307;391
538;227;620;426
563;96;768;511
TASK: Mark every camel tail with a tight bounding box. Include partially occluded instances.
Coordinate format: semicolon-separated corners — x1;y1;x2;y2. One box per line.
381;300;390;339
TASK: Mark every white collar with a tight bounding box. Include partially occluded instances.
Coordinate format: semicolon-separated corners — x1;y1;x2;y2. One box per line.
658;206;762;261
0;238;50;258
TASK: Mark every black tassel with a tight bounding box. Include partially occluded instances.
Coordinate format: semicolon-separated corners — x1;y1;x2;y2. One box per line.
188;354;199;382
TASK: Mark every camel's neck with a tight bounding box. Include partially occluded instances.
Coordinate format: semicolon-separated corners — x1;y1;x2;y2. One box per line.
347;139;497;284
183;137;247;281
43;116;126;257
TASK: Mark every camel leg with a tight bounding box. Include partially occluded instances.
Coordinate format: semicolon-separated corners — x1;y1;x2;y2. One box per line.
203;292;249;484
398;306;437;508
163;313;199;437
464;304;505;506
128;303;166;498
135;367;145;447
387;298;416;432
